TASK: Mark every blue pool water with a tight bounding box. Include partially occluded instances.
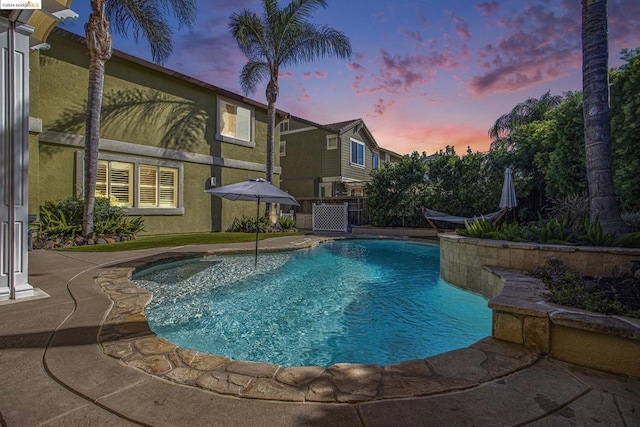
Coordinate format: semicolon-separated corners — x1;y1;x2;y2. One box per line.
133;239;491;367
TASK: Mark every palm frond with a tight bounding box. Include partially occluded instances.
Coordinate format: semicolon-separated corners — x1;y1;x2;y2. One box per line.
105;0;196;64
240;61;270;95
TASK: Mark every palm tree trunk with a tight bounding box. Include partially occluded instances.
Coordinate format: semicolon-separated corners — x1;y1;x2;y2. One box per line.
83;1;112;236
582;0;624;234
264;79;278;219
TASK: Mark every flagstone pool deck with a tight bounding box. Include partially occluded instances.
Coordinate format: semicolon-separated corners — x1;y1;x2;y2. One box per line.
1;235;639;426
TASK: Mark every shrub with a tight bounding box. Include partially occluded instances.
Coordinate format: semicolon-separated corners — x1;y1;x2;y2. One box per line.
613;232;640;248
530;257;639;317
621;212;640;232
278;216;296;230
230;215;270;233
34;196;145;247
546;194;589;222
458;217;497;238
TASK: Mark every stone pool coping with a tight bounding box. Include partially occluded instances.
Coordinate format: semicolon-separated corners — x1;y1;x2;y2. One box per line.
487;267;640;378
96;237;540;403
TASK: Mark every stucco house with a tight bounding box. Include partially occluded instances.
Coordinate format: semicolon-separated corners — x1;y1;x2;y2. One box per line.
29;27;284;235
279;116;402;200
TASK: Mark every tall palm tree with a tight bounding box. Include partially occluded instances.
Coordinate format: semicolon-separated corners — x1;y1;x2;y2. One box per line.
582;0;624;234
229;0;351;215
83;0;196;236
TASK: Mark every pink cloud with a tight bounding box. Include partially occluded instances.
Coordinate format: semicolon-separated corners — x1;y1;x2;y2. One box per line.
468;3;583;96
302;72;312;79
369;98;398;117
279;72;294;79
362;49;459;94
315;71;328;79
347;62;365;72
452;16;471;42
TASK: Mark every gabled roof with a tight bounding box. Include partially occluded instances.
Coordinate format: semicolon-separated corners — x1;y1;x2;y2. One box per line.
50;27;287;117
324;119;362;133
289;116;381;150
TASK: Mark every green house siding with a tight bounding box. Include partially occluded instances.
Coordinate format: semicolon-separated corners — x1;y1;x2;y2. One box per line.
340;133;375;182
322;133;341;178
29;29;278;235
280;126;324;198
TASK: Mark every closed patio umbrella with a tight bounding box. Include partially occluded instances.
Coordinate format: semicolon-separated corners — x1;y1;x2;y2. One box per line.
205;178;299;265
499;167;518;209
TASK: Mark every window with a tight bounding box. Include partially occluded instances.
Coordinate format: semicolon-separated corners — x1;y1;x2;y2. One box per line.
385;153;390;163
327;135;338;150
350;139;365;167
139;165;178;208
220;100;251;142
88;156;181;214
96;161;133;207
319;183;332;198
373;152;380;169
279;120;289;133
280;140;287;156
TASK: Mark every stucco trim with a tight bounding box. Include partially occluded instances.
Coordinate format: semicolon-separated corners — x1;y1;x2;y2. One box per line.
40;131;280;174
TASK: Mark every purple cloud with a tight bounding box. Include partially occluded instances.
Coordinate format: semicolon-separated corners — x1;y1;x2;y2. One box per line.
476;1;500;16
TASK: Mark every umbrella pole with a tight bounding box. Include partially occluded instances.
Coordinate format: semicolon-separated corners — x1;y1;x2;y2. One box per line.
255;198;260;266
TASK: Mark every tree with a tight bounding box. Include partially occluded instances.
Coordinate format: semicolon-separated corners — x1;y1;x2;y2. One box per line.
423;147;505;218
83;0;196;236
229;0;352;216
488;91;562;147
545;92;588;199
366;152;428;227
582;0;624;234
610;48;640;212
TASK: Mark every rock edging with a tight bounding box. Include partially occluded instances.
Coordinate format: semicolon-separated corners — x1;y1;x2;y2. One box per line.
96;245;539;402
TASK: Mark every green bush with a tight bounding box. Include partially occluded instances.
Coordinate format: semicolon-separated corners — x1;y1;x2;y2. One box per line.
278;216;296;230
36;196;145;244
613;232;640;248
488;222;529;242
621;212;640;232
530;257;638;317
458;217;497;238
230;215;270;233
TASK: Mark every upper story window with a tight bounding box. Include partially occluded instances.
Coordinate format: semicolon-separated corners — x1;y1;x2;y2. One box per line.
327;135;338;150
350;139;365;167
384;153;390;163
372;152;380;169
279;120;289;133
219;99;252;144
280;140;287;156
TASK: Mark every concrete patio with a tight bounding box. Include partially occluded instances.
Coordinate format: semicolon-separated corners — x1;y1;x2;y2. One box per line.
1;235;638;426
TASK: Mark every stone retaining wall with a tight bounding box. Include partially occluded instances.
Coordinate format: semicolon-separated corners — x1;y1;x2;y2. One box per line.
440;233;640;297
487;267;640;378
439;234;640;378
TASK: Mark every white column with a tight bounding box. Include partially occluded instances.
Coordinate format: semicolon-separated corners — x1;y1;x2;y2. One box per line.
0;17;34;301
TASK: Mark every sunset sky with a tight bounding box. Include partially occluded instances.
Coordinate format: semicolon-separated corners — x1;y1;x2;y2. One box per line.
62;0;640;155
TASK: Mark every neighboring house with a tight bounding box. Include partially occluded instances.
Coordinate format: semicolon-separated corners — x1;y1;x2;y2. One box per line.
29;28;284;234
279;116;402;199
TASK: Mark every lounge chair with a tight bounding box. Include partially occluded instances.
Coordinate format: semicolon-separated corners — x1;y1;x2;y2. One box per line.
422;207;508;233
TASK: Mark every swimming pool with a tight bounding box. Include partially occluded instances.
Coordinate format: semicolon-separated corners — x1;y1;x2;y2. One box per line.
133;239;491;367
